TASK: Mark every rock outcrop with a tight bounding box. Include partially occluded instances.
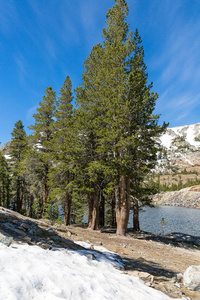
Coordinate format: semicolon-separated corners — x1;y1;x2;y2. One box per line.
0;141;11;155
0;206;84;251
152;186;200;209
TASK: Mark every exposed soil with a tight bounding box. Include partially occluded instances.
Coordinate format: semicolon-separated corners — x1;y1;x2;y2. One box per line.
0;207;200;299
60;225;200;299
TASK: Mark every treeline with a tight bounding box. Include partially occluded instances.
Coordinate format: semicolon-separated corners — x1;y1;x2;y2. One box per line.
159;177;200;192
0;0;167;235
148;171;200;192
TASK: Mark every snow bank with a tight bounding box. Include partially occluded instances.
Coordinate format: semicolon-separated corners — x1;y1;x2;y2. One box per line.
0;243;176;300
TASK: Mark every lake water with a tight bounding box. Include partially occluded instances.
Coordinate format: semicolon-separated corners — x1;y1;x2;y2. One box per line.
128;206;200;237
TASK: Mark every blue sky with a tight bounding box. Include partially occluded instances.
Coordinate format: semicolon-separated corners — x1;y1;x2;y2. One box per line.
0;0;200;145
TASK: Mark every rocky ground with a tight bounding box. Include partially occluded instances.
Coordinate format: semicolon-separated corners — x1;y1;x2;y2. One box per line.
0;206;200;299
152;185;200;209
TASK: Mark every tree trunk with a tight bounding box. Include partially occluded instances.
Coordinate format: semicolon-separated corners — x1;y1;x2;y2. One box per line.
21;181;26;214
28;194;34;218
16;178;21;212
42;180;48;218
64;192;72;225
90;185;99;230
42;166;49;218
6;181;10;209
88;191;93;228
133;197;140;231
2;179;5;207
116;175;130;236
99;192;105;227
111;194;116;227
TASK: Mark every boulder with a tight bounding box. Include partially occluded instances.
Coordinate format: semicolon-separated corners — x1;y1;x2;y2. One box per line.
0;233;13;247
183;265;200;291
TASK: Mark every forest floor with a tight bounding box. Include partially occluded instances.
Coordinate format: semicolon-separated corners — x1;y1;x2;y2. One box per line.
60;224;200;299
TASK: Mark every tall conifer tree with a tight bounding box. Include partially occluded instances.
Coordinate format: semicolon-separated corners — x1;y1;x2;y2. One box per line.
28;87;56;217
9;120;27;213
100;0;167;235
75;44;106;230
49;76;75;225
75;0;167;234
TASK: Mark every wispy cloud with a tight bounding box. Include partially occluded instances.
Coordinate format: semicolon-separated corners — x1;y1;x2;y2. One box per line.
26;105;37;121
157;91;200;125
79;0;106;48
148;0;200;126
14;53;28;83
176;113;187;121
0;0;18;35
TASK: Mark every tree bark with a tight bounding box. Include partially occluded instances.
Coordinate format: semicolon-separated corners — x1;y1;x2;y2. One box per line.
6;182;10;209
133;197;140;231
64;192;72;225
111;194;116;227
28;194;34;218
16;177;21;212
116;175;130;236
99;192;105;227
90;185;99;230
42;182;48;217
88;191;93;228
42;165;49;218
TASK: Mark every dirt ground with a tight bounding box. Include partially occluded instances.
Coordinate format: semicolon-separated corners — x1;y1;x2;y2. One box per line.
59;225;200;299
0;206;199;299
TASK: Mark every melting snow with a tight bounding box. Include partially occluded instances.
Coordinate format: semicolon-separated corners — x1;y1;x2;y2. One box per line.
0;242;177;300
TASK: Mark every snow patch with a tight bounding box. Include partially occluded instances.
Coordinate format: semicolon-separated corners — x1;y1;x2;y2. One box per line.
0;243;176;300
160;123;200;150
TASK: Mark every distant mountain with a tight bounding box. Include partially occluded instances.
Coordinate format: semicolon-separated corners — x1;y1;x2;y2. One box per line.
160;123;200;150
155;123;200;189
0;141;11;155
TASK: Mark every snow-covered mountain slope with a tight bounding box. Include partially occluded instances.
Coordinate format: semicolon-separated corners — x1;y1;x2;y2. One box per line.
155;123;200;187
160;123;200;150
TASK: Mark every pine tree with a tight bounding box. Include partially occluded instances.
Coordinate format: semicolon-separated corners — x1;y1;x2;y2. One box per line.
127;29;168;230
9;120;27;213
75;44;106;230
28;87;57;217
74;0;167;234
48;76;75;225
96;0;167;235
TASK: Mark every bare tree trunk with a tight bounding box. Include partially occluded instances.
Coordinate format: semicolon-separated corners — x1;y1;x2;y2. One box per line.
88;191;93;228
28;194;34;218
21;179;26;214
133;197;140;231
111;194;116;227
16;179;22;213
115;184;120;230
6;181;10;209
116;175;130;236
90;185;99;230
42;178;49;218
64;192;72;225
2;179;5;207
99;192;105;227
42;165;49;218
